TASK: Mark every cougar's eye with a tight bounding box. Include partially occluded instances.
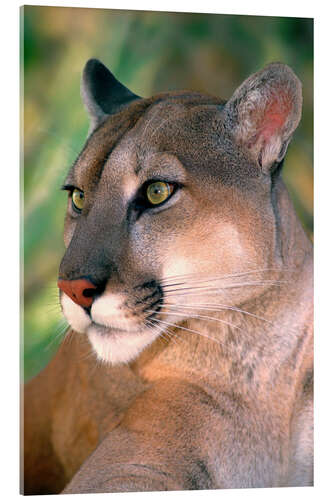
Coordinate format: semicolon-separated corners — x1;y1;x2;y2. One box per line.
72;188;85;212
146;181;173;205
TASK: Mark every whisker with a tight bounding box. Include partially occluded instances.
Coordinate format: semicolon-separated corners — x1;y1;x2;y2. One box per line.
44;320;69;351
163;280;287;298
147;317;226;348
41;304;63;314
160;267;292;285
164;302;272;325
147;307;245;333
146;318;181;342
145;319;180;345
62;328;76;347
146;320;171;345
161;281;187;289
163;329;181;345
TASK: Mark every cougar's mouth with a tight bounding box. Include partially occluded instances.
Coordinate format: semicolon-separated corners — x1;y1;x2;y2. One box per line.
59;281;166;364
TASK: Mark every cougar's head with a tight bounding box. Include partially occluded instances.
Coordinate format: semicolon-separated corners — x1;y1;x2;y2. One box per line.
58;59;302;364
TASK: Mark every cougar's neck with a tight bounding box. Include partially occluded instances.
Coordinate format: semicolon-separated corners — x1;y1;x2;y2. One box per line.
271;175;312;273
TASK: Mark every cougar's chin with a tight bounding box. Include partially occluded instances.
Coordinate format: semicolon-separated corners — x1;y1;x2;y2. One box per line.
87;325;160;365
60;294;161;364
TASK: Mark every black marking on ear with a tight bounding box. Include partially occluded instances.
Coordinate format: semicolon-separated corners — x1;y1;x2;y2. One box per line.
271;158;285;188
81;58;141;132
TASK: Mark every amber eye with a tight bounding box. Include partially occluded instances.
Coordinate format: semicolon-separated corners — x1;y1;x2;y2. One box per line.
146;181;173;205
72;188;85;211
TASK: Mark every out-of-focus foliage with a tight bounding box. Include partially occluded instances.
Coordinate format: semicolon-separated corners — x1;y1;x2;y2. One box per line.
22;6;313;381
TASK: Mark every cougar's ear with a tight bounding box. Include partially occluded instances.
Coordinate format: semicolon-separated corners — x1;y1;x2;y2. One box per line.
223;63;302;173
81;58;141;132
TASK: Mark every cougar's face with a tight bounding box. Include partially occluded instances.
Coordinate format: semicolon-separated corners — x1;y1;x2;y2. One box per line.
58;97;277;364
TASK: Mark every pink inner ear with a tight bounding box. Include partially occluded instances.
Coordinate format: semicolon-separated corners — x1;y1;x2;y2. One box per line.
260;92;292;142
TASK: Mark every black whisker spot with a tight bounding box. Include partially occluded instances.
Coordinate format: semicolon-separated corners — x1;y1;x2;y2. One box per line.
134;280;157;290
134;289;159;305
143;298;162;313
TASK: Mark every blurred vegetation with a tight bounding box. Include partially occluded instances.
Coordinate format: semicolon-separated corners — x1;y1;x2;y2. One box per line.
22;6;313;381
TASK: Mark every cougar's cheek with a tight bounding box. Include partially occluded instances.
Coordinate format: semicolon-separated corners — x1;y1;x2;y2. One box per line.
61;293;92;333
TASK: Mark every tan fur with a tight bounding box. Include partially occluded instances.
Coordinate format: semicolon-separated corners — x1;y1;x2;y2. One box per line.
23;63;313;493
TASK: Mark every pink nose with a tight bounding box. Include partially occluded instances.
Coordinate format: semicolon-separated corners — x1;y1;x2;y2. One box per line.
58;278;97;308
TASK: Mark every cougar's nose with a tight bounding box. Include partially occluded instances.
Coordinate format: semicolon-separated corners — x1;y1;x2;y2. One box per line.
58;278;97;308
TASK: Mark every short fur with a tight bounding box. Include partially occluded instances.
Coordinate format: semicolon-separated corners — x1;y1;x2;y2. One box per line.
23;60;313;494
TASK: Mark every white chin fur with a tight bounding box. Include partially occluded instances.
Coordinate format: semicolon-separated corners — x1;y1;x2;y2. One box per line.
60;293;161;365
61;294;91;333
87;326;160;365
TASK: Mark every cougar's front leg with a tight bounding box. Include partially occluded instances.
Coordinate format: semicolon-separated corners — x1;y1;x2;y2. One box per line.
63;378;220;493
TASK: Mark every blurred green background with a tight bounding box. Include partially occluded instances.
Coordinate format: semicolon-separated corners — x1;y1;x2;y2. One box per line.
22;6;313;382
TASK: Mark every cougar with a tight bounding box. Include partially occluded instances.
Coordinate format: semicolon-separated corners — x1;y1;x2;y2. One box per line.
23;59;313;494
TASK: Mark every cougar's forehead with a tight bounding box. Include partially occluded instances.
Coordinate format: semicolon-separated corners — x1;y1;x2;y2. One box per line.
130;99;222;159
69;96;225;193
